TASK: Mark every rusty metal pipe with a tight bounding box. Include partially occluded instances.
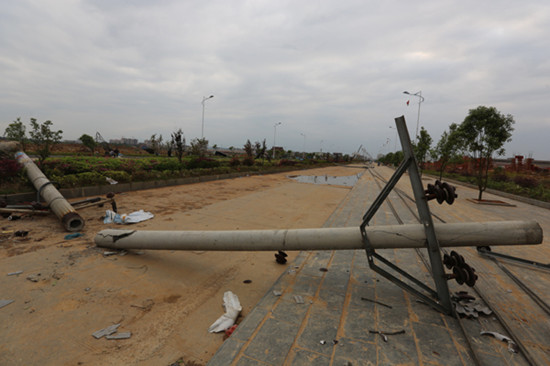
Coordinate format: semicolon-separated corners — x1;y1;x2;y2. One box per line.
15;152;84;231
95;220;542;251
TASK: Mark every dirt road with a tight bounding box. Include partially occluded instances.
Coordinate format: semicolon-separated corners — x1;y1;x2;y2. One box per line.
0;165;365;366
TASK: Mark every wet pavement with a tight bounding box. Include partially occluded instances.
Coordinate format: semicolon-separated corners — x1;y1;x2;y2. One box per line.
208;165;550;366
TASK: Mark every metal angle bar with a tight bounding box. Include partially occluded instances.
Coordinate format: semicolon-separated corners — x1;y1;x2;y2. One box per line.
366;254;447;313
373;252;437;297
359;116;453;315
395;116;452;314
477;247;550;271
361;156;411;227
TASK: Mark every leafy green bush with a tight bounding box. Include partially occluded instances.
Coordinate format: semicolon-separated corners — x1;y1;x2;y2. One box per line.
103;170;131;183
0;159;21;183
187;157;220;170
278;159;298;166
513;175;538;189
242;157;254;166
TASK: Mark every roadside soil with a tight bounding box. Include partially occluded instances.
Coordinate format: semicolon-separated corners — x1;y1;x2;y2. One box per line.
0;165;366;366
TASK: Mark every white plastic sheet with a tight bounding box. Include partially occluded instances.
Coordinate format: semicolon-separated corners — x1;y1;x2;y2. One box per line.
103;210;154;224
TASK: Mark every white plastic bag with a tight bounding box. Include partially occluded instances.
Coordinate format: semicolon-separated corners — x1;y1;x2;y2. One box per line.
208;291;242;333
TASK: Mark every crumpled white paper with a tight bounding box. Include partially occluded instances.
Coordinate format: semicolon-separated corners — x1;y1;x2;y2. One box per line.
208;291;242;333
103;209;154;224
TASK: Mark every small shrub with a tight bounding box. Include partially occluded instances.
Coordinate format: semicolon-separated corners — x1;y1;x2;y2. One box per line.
229;157;241;166
513;175;538;189
278;159;297;166
76;172;106;186
0;159;21;183
187;157;220;170
242;157;255;166
491;173;509;182
103;170;131;183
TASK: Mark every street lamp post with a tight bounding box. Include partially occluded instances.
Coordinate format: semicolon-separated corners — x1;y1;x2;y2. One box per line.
273;122;282;159
403;90;424;143
300;133;306;159
201;95;214;139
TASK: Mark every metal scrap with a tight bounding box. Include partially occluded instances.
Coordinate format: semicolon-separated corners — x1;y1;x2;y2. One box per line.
0;299;14;309
368;329;405;342
7;271;23;276
480;331;519;353
361;297;392;309
106;332;132;340
92;323;121;339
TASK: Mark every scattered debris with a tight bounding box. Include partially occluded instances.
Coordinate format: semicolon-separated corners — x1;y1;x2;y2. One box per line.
26;274;40;283
361;297;392;309
64;233;83;240
368;329;405;342
320;340;326;345
275;250;288;264
92;323;121;339
105;177;118;185
106;332;131;340
243;279;252;284
7;271;23;276
84;287;91;292
272;290;282;296
8;215;21;221
103;209;154;224
0;299;14;309
319;267;328;272
293;295;305;304
224;324;238;337
14;230;29;237
131;299;154;311
452;291;492;318
480;331;518;353
208;291;242;333
332;339;339;345
103;251;119;256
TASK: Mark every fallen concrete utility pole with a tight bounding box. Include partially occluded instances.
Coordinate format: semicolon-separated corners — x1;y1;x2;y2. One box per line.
14;152;85;231
95;220;542;251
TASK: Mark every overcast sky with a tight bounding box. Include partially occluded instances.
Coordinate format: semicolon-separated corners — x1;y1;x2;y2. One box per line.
1;0;549;158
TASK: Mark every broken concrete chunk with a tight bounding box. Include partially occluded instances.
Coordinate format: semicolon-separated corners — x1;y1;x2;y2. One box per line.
272;290;282;296
0;299;14;309
106;332;132;340
92;323;121;339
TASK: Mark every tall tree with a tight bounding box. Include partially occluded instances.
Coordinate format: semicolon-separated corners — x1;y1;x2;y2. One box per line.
254;139;267;160
149;134;163;155
3;117;27;151
414;126;432;174
432;123;462;180
79;134;97;154
171;129;186;163
244;139;254;159
458;106;515;200
29;118;63;163
190;137;208;157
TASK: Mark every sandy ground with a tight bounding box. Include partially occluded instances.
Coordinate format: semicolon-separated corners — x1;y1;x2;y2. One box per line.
0;165;365;366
